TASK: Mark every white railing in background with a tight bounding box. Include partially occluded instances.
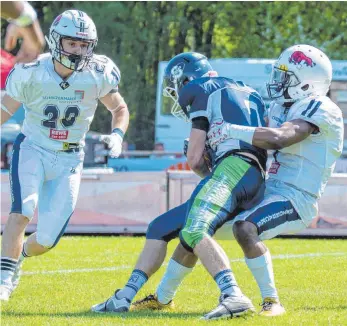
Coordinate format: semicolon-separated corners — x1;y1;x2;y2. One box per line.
1;170;346;236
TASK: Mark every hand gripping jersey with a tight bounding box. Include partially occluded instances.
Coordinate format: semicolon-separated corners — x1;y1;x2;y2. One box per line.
5;53;121;150
178;77;267;170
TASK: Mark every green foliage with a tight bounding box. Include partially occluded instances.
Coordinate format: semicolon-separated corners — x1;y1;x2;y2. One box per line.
3;1;346;148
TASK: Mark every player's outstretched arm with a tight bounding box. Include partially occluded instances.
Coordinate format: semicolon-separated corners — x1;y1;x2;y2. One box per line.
3;1;45;63
1;94;21;125
99;92;129;158
208;119;316;150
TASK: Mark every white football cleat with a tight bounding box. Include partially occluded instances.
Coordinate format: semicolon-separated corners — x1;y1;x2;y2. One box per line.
201;293;255;320
91;290;131;313
0;284;13;301
259;297;286;316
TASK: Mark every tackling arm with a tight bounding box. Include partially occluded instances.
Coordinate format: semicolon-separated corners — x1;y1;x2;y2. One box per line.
208;119;316;151
249;119;316;150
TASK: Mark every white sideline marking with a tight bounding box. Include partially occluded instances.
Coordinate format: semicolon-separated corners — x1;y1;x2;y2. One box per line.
22;252;347;276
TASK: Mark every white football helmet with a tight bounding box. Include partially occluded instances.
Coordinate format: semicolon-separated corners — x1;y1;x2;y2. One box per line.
46;10;98;71
267;44;332;104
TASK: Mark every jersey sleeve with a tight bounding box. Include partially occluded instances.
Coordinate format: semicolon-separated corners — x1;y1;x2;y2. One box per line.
5;64;27;103
98;57;121;98
290;98;334;134
178;82;210;120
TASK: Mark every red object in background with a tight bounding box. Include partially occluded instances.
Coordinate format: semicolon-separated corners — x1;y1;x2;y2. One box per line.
1;49;15;89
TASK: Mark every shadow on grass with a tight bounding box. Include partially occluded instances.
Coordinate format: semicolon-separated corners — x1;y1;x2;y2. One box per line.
1;310;204;320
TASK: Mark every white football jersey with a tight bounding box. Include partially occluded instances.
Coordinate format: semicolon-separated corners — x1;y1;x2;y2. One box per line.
267;96;343;223
5;53;121;150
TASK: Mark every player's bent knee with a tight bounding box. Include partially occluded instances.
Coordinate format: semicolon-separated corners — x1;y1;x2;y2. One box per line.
8;213;30;225
146;220;167;241
233;221;258;244
36;234;57;249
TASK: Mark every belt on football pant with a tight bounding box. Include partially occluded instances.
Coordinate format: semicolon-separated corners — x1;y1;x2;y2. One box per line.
60;142;81;153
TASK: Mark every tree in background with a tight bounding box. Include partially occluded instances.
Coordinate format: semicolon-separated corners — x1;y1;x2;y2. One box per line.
2;1;346;149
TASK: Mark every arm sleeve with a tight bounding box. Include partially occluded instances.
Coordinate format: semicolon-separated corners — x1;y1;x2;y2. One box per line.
99;58;121;98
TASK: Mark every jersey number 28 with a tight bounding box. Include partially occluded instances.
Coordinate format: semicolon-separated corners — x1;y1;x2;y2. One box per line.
42;104;80;129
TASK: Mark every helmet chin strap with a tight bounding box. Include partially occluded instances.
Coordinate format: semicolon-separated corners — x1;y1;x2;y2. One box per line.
283;88;295;104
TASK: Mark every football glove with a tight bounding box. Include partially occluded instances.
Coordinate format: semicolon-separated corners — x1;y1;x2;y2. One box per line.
99;132;123;158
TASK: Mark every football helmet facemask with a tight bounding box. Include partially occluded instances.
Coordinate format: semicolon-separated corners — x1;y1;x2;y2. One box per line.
267;44;332;104
46;10;98;71
163;52;214;120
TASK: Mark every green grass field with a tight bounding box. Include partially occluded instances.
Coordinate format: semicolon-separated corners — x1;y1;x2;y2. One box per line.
1;237;347;326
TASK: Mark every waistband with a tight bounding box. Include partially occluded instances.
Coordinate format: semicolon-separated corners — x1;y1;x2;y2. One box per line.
217;150;266;178
59;142;81;153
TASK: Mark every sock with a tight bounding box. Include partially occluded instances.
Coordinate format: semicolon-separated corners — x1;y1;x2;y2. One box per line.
1;257;17;287
245;250;278;300
117;269;148;301
214;269;243;297
21;243;31;259
156;259;193;304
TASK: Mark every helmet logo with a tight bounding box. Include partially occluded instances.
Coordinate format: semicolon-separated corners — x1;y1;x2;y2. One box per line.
53;15;62;26
289;51;316;68
170;63;185;82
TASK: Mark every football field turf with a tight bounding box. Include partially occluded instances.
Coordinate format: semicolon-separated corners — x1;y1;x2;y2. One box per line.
1;236;346;325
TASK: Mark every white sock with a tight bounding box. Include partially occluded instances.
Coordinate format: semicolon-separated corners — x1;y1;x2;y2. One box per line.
156;259;193;304
214;269;243;297
245;250;278;300
1;257;17;287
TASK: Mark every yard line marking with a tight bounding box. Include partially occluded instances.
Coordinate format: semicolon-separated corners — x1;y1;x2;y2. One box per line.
22;252;347;276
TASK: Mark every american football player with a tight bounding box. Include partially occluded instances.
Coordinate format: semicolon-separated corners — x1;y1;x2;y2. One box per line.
92;45;342;320
91;52;267;317
0;10;129;301
202;44;343;318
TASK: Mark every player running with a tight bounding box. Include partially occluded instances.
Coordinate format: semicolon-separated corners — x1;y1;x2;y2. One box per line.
0;10;129;301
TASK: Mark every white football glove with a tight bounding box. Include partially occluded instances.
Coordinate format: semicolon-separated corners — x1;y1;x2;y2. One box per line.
207;122;229;151
99;132;123;158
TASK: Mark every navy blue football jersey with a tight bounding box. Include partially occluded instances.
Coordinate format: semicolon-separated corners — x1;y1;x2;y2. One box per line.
178;77;267;168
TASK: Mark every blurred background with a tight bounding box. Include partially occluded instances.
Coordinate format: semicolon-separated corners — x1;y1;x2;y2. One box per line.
2;1;346;150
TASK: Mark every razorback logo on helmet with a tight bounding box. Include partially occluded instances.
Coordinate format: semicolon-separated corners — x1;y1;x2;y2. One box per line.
289;51;316;68
170;63;185;82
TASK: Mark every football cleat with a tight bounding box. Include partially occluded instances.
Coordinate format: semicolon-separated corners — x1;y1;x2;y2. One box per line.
0;284;13;301
201;293;255;320
131;294;175;311
259;297;286;316
91;289;130;313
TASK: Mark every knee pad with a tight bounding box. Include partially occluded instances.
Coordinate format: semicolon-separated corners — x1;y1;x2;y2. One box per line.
179;228;207;252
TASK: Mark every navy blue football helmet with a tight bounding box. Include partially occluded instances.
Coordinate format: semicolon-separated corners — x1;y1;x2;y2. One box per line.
163;52;213;120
